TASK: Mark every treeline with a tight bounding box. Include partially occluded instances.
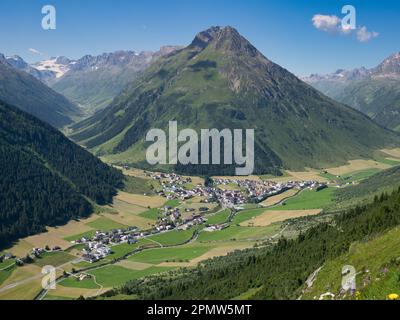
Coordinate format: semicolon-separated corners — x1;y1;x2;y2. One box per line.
0;101;124;249
107;187;400;300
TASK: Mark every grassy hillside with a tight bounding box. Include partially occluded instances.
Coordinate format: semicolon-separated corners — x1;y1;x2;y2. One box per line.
0;101;123;249
315;77;400;132
302;226;400;300
332;165;400;209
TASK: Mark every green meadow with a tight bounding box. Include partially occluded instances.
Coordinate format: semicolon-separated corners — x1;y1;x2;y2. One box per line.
59;276;100;289
205;209;231;225
231;208;266;225
86;216;128;230
139;208;159;220
34;251;75;268
128;246;210;264
269;188;334;211
64;230;97;242
198;224;280;242
0;264;16;286
89;265;174;287
147;229;195;246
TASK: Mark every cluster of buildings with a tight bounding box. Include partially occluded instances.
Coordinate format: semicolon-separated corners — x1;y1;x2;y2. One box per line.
82;242;112;263
71;228;139;263
150;172;213;201
212;178;327;206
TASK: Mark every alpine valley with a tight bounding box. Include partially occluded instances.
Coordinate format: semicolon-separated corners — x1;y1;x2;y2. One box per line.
1;23;400;302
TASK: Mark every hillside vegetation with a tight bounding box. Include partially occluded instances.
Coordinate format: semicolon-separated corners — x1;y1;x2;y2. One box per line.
0;58;80;128
103;186;400;300
0;101;123;249
332;165;400;209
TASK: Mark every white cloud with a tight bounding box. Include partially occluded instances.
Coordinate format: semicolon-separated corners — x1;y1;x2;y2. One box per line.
312;14;379;43
356;26;379;42
28;48;43;55
312;14;342;33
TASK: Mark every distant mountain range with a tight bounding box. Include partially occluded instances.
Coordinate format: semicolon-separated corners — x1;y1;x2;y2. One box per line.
303;52;400;131
0;100;123;249
5;47;181;114
70;26;399;175
0;54;81;128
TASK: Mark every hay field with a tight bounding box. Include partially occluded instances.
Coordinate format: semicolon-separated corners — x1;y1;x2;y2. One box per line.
260;189;299;207
240;209;322;227
0;278;42;300
381;148;400;159
326;159;389;176
49;285;110;299
106;199;155;229
159;243;252;267
116;191;165;208
116;260;153;270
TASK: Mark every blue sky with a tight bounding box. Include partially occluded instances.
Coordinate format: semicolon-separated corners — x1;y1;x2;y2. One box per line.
0;0;398;75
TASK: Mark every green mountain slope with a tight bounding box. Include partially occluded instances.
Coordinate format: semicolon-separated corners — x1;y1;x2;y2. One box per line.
304;53;400;132
51;47;180;115
71;26;399;174
337;78;400;131
332;165;400;209
105;187;400;300
301;226;400;300
0;100;123;249
0;55;81;128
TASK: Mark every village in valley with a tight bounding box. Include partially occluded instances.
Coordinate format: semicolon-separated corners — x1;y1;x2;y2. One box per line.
54;171;327;264
1;171;329;265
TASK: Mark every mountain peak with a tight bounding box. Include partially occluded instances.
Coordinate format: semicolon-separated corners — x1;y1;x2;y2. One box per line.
189;26;258;56
0;53;6;65
373;52;400;76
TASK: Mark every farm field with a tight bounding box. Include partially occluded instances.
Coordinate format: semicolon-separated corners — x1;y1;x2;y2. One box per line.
205;209;231;225
128;246;210;264
159;242;255;267
59;276;100;289
86;216;128;231
45;284;109;299
116;191;165;208
33;251;76;268
260;189;299;207
240;209;322;227
147;229;196;246
104;198;154;228
324;159;389;176
198;224;281;242
87;265;174;287
319;168;382;182
268;188;334;211
381;148;400;159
